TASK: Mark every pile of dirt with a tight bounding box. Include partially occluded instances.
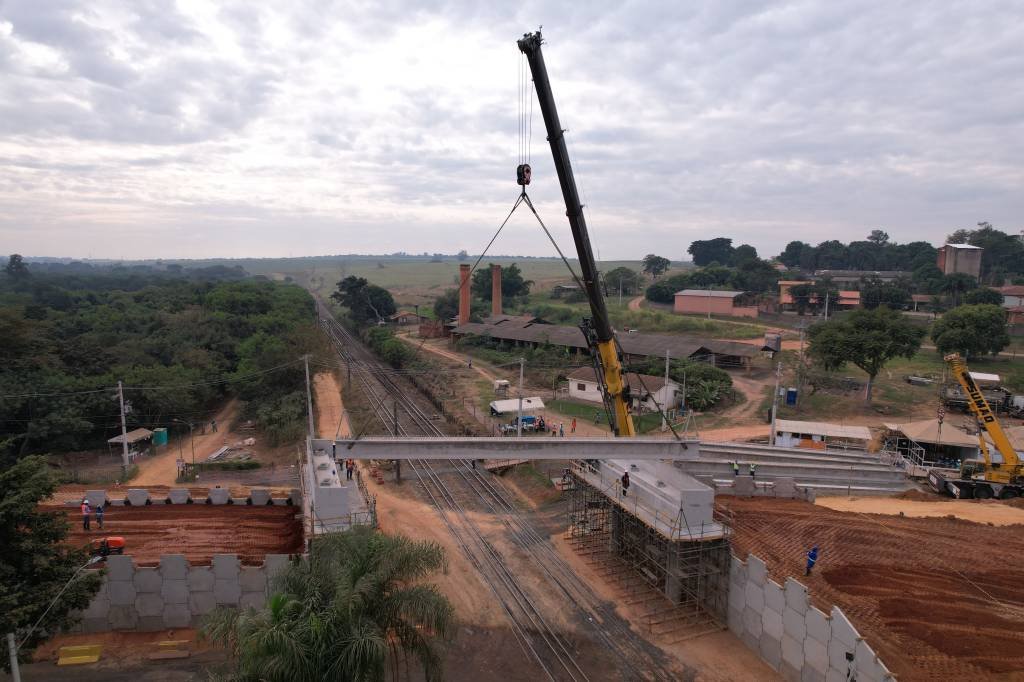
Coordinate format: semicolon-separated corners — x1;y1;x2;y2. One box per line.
49;504;303;565
893;488;950;502
719;497;1024;680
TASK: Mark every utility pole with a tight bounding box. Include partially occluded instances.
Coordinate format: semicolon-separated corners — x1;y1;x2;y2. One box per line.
662;349;670;432
769;362;783;446
516;357;525;438
823;291;830;320
7;632;20;682
303;355;315;439
393;401;401;483
116;381;129;476
707;286;712;320
618;278;622;307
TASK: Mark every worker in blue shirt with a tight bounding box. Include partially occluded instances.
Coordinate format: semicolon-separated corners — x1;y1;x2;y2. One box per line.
805;546;819;576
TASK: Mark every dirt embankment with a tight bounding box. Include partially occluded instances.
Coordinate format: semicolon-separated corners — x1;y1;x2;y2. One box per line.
719;496;1024;680
51;504;304;565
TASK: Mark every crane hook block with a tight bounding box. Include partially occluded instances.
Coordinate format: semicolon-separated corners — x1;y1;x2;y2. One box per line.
516;163;532;186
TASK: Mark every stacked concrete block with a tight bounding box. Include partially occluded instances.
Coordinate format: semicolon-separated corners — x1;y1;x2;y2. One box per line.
249;488;272;506
213;554;242;605
126;488;151;506
188;564;217;622
160;555;191;628
239;565;268;610
167;488;191;504
207;487;231;505
85;490;107;507
726;553;895;682
733;475;756;496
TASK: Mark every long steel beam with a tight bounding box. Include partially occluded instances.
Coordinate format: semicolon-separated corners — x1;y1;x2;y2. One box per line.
316;437;699;461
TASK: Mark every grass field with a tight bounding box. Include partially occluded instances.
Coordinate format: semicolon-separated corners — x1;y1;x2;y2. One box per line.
547;398;668;434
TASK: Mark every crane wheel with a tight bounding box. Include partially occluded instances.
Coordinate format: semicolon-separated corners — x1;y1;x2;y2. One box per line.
974;485;994;500
999;488;1019;499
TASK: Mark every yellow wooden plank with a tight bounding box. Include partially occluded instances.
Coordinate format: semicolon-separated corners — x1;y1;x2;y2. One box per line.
57;654;101;665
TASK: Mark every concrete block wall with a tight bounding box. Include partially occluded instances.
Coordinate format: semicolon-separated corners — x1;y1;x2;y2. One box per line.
727;553;896;682
73;554;293;633
67;487;301;507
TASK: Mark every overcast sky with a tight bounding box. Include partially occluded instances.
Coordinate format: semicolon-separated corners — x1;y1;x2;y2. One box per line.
1;1;1022;261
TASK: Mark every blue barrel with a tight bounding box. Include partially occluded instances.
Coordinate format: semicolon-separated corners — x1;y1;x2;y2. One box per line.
152;427;168;446
785;388;798;406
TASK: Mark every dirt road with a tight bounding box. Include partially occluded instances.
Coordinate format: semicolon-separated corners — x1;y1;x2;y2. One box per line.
816;495;1024;526
720;496;1024;680
313;371;350;438
628;295;644;311
53;504;303;565
133;401;240;486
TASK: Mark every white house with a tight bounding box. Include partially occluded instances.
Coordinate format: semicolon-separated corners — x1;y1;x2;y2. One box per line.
567;367;679;412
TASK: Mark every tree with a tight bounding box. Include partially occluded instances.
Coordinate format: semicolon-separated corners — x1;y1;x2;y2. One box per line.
731;258;779;293
604;267;641;295
641;254;671;279
945;222;1024;283
964;288;1003;306
931;304;1009;357
645;273;690;304
203;527;453;682
456;250;468;261
867;230;890;245
331;276;396;325
1;457;103;669
859;276;911;310
470;263;532;303
807;307;924;403
687;239;734;267
731;244;758;267
940;273;977;307
778;241;811;269
4;254;29;278
912;263;945;295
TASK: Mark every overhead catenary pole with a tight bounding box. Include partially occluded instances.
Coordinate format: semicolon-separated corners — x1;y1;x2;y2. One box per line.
116;381;130;475
769;362;783;446
517;357;525;438
7;632;20;682
662;349;670;432
303;355;315;439
393;401;401;483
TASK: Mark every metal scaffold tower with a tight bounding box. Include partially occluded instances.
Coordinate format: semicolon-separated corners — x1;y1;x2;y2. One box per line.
563;461;732;641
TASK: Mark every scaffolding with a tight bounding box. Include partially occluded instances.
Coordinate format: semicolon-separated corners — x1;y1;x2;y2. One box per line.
564;461;731;642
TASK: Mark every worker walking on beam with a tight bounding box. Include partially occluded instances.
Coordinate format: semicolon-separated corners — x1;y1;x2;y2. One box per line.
805;546;819;576
732;461;740;477
621;471;630;497
749;462;757;479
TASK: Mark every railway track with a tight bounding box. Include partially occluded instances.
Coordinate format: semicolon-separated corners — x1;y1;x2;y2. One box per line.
317;302;678;681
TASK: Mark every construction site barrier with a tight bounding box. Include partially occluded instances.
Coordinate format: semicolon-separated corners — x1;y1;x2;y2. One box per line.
728;552;895;682
66;487;301;507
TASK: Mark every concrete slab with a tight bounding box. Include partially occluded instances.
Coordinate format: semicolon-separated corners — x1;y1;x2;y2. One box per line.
784;607;807;641
741;630;759;653
212;554;240;579
108;581;136;606
137;615;165;632
161;580;189;605
729;583;746;611
126;488;150;506
107;605;138;630
188;591;216;615
239;592;265;610
747;554;768;585
784;578;809;614
825;667;847;682
762;608;784;639
84;490;107;507
743;606;763;638
136;593;164;618
81;617;108;634
159;555;189;580
765;579;785;614
214;579;241;604
780;661;801;682
745;582;765;612
82;584;109;618
805;606;830;644
288;488;301;505
773;477;798;498
207;487;230;505
133;567;161;593
733;476;756;496
804;636;828;674
239;566;266;593
188;566;215;592
801;667;825;682
729;555;747;585
828;637;856;673
105;555;135;582
167;488;191;504
263;554;291;583
249;489;272;506
781;633;804;669
854;640;882;682
759;632;782;671
163;603;192;628
728;606;744;637
829;605;860;648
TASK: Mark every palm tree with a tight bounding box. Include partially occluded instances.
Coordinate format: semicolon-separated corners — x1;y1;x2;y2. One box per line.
203;526;454;682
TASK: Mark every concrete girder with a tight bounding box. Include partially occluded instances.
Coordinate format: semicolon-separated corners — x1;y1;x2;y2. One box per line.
319;436;700;461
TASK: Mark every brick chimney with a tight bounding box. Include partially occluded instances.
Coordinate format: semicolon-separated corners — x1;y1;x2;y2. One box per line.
491;263;502;317
458;263;471;326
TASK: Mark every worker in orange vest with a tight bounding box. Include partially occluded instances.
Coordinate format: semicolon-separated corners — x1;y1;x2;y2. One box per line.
80;500;91;530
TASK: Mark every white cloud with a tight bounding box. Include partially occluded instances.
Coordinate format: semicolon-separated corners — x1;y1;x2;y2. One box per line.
0;0;1022;260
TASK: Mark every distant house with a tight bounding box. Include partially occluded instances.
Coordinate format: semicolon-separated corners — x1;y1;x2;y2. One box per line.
673;289;758;318
388;310;430;326
997;285;1024;308
567;367;679;412
936;243;983;279
551;284;581;299
778;281;860;312
812;270;908;285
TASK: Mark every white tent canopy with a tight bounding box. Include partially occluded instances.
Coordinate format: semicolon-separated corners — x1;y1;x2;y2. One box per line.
489;397;545;415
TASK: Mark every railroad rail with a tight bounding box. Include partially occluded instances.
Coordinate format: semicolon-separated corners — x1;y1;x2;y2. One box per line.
317;301;678;681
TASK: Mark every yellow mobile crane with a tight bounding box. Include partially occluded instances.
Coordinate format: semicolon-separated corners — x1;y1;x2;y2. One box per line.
928;353;1023;499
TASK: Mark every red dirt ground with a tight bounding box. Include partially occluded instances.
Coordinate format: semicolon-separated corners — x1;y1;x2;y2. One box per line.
48;504;303;566
718;496;1024;681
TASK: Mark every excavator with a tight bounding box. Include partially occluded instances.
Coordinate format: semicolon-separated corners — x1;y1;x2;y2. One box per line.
928;353;1023;499
518;31;636;437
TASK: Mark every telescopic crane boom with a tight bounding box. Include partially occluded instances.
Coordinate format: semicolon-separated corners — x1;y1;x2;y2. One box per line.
518;30;636;436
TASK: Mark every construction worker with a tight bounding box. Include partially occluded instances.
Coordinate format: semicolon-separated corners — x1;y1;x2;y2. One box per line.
805;546;819;576
571;418;576;434
345;458;354;481
559;422;565;437
211;419;217;433
80;500;91;531
96;503;104;530
732;461;740;477
749;462;757;479
621;471;630;497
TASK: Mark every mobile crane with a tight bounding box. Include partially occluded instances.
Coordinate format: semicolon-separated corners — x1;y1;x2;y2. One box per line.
517;30;636;436
928;353;1024;499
